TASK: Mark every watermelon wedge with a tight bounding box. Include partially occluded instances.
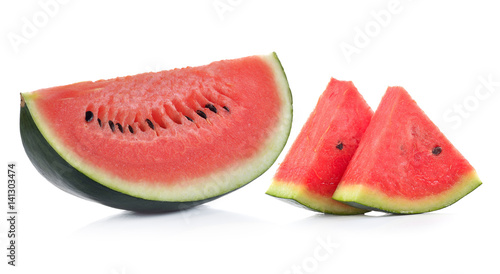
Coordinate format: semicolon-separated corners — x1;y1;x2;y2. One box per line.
20;53;293;212
266;78;373;214
333;86;482;214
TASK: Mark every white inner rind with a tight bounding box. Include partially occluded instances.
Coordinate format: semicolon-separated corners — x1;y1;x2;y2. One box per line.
23;53;293;202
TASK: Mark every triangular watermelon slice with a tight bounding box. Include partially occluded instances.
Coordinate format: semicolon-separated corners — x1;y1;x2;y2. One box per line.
266;78;373;214
333;86;482;214
20;53;293;212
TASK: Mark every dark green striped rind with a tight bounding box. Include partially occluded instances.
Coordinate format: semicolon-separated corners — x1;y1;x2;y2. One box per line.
21;103;220;212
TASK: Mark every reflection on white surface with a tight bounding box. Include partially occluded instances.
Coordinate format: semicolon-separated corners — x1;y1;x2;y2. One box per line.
54;208;484;274
5;195;498;274
75;205;269;238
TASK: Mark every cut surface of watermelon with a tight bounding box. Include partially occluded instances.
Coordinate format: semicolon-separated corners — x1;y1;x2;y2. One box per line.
266;78;372;214
21;53;293;212
333;86;481;214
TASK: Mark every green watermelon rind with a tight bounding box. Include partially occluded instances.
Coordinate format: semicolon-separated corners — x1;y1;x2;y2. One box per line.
20;52;293;212
21;104;218;212
332;171;482;214
267;180;368;215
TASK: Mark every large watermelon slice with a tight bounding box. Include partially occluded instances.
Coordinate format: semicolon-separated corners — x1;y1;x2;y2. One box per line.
333;86;482;214
266;78;373;214
20;53;293;212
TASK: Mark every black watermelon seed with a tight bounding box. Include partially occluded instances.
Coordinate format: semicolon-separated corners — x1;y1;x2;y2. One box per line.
223;106;230;112
432;146;442;156
205;103;217;113
128;125;134;134
336;142;344;150
108;121;115;132
85;111;93;122
146;119;155;130
196;110;207;119
185;116;194;122
97;118;102;127
116;123;124;133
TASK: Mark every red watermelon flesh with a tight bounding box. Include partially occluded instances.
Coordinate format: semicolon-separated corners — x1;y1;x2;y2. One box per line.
266;78;373;214
29;56;282;184
333;86;482;214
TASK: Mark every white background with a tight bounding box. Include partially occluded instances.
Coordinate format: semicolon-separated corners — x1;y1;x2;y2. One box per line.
1;1;499;273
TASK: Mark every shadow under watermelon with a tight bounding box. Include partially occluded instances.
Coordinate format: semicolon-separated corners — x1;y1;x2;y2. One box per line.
73;205;270;239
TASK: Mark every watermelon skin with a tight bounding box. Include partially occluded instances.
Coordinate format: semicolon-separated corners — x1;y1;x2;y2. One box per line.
333;87;482;214
266;78;372;215
20;53;293;212
21;105;218;212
